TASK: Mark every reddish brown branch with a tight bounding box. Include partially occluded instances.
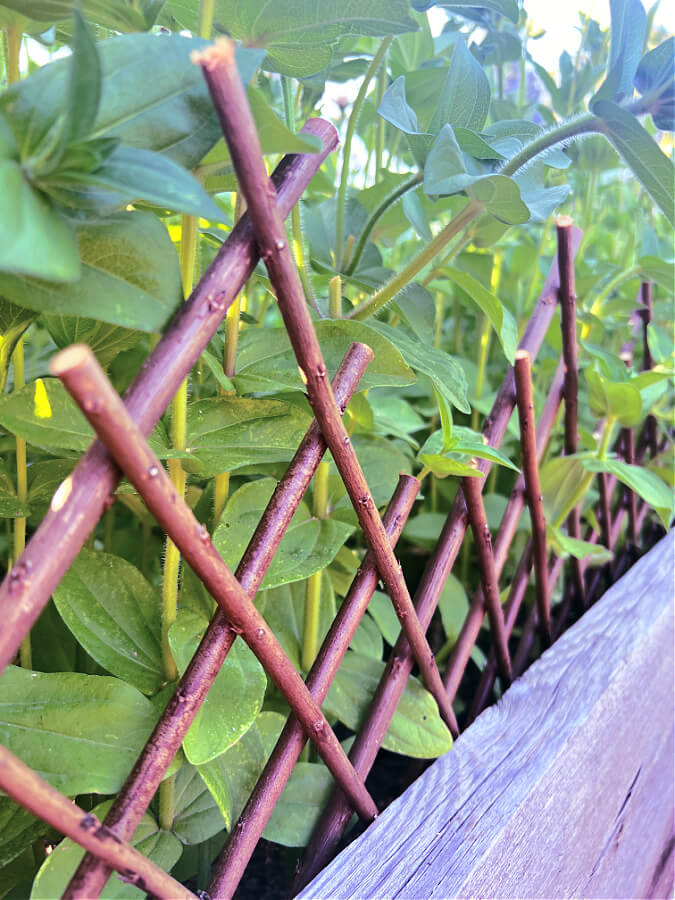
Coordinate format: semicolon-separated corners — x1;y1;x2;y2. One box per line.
556;215;584;605
52;346;377;825
196;40;458;738
0;746;195;900
461;476;512;682
294;232;582;891
62;344;372;898
208;474;420;900
0;120;337;675
514;350;551;641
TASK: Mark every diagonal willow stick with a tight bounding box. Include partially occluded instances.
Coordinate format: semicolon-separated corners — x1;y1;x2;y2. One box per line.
62;344;372;899
195;39;458;738
0;746;195;900
294;233;582;893
556;215;585;605
514;349;551;641
208;473;420;900
443;358;564;702
51;346;377;826
461;476;512;682
0;119;337;675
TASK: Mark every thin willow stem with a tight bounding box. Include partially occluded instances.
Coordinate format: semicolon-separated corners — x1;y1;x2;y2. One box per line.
336;38;392;268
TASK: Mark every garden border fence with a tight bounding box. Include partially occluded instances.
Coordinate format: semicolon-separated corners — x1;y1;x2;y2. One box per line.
0;41;666;900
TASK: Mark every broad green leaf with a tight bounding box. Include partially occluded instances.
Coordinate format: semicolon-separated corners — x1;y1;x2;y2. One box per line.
31;801;181;900
378;75;420;134
0;797;47;871
582;457;674;528
197;712;285;830
513;163;571;222
182;396;312;478
403;511;449;550
199;349;235;393
370;321;470;413
214;479;353;590
591;0;647;106
263;761;334;847
540;456;593;528
0;298;36;391
258;579;337;672
594;100;675;225
0;35;233;170
469;175;530;225
417;427;518;471
324;651;453;757
585;368;643;427
424;124;476;197
232;320;415;395
42;314;141;368
53;549;163;695
419;453;484;478
412;0;519;24
0;212;182;331
437;574;470;642
367;590;404;645
42;146;229;222
401;189;433;243
638;255;675;292
547;528;613;565
327;434;413;515
442;267;518;362
63;9;101;148
0;667;157;795
634;37;675;131
430;38;491;133
168;608;266;765
390;284;436;343
208;1;418;77
0;378;94;452
0;0;164;31
171;763;226;845
0;159;79;282
0;460;26;518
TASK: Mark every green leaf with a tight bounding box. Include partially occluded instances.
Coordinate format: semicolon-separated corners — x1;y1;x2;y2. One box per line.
411;0;519;24
430;38;491;133
0;377;94;452
0;667;157;795
370;321;470;413
0;212;183;331
232;320;415;395
168;608;266;765
594;100;675;225
258;578;337;672
324;651;453;757
0;159;79;282
419;453;484;478
585;368;643;426
540;456;593;528
634;37;675;131
638;255;675;292
366;590;403;646
263;760;334;847
582;457;674;528
214;479;353;590
420;426;518;471
63;9;101;148
591;0;647;106
52;549;163;696
208;1;418;77
437;574;470;643
43;146;229;222
327;434;413;515
0;0;164;31
547;528;613;565
171;763;226;845
0;460;26;518
433;385;454;453
424;124;477;197
0;797;47;871
197;712;284;830
42;314;141;368
442;267;518;362
183;395;312;479
0;298;36;391
469;175;530;225
31;801;181;900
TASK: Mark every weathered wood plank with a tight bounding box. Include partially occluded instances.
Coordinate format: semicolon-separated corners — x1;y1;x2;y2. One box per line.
299;531;674;900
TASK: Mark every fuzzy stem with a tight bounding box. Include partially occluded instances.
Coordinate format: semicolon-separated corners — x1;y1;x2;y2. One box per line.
329;276;342;319
375;57;387;175
350;200;481;320
302;460;330;672
336;38;392;268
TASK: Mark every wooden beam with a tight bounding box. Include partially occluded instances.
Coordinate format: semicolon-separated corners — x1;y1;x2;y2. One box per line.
299;531;674;900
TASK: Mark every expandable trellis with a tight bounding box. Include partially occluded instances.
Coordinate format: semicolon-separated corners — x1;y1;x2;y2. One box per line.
0;41;664;900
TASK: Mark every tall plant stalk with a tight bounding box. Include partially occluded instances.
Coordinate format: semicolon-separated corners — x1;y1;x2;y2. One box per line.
302;461;330;672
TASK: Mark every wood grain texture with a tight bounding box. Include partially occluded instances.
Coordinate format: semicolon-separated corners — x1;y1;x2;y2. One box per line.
299;532;675;900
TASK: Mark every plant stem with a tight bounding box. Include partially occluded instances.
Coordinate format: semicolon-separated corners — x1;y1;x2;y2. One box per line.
350;200;481;320
345;172;423;276
499;112;603;177
375;58;387;175
198;0;215;39
598;415;616;461
336;38;392;268
6;26;20;84
329;275;342;318
302;461;330;672
472;252;501;430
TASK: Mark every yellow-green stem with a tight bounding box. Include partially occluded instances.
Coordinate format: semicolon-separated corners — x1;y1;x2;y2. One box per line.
198;0;215;39
329;276;342;318
302;462;330;672
158;774;176;831
7;25;20;84
350;201;481;321
375;60;387;175
472;317;491;431
599;415;616;461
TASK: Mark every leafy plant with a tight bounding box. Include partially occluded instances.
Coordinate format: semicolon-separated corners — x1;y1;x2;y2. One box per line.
0;0;672;895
